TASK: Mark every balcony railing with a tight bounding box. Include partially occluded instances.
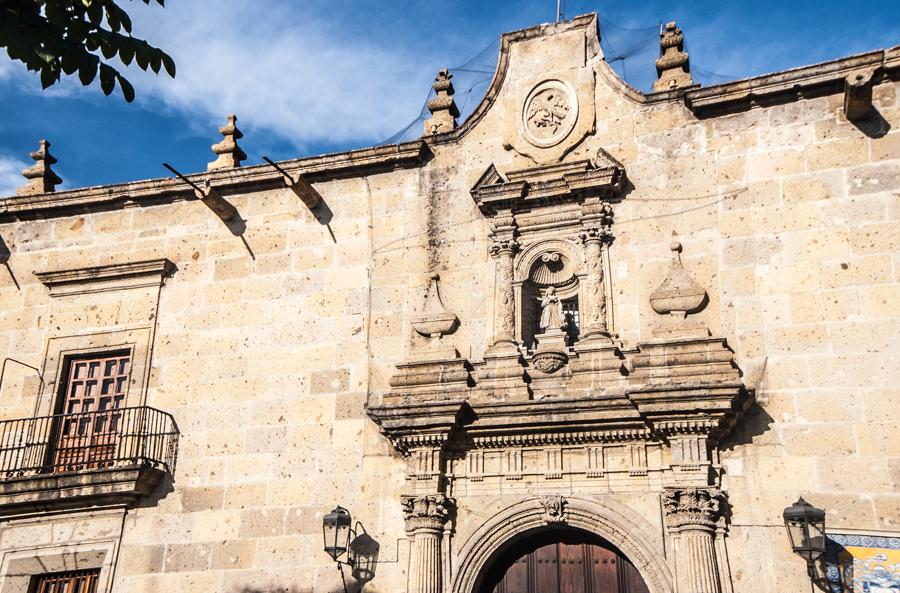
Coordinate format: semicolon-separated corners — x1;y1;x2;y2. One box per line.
0;406;178;478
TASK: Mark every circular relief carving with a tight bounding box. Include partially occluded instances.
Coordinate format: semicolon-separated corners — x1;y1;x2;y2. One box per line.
522;80;578;148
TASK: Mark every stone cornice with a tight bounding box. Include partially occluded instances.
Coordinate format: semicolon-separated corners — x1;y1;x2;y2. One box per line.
35;258;177;296
0;141;428;222
366;400;472;454
683;47;900;116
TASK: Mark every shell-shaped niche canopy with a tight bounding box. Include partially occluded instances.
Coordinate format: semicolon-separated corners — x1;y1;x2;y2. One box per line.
529;251;576;288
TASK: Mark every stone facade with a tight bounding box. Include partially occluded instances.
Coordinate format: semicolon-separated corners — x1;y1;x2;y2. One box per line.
0;13;897;593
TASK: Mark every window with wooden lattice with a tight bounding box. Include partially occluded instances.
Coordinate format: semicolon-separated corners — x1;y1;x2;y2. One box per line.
52;352;131;472
29;569;100;593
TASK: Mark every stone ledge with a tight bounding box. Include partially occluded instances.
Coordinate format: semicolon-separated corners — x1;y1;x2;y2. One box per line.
35;258;176;296
0;141;428;222
0;465;168;516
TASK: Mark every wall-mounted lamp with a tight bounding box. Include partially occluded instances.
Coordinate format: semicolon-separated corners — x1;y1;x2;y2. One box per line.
783;497;827;590
322;506;380;593
323;506;353;562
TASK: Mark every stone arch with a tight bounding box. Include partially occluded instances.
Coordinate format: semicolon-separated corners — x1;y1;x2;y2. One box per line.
451;496;674;593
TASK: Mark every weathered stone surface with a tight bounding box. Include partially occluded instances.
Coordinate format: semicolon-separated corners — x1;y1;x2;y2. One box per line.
0;12;896;593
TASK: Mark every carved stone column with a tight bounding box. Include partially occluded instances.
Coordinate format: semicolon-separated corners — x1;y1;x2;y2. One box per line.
489;238;519;349
578;199;614;341
663;488;726;593
403;494;454;593
578;230;611;341
477;212;527;398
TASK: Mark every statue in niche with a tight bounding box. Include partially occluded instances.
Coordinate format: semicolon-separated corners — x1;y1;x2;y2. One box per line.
539;287;566;332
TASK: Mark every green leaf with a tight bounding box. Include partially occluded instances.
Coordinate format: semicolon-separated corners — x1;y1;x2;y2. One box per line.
119;9;132;33
119;42;134;65
99;62;115;95
149;51;161;73
161;53;175;77
100;39;116;59
78;60;97;85
45;3;69;28
135;43;149;69
117;73;134;102
87;2;102;26
40;64;59;89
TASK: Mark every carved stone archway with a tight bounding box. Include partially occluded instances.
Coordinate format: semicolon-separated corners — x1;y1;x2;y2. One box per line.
451;496;674;593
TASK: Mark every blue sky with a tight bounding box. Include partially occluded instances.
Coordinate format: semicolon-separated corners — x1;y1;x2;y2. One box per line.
0;0;897;195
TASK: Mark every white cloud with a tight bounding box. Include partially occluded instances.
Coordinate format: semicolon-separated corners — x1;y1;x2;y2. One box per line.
126;1;438;149
0;155;27;198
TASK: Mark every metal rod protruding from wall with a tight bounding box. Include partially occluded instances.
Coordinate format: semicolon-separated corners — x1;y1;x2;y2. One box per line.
162;163;239;223
262;155;323;211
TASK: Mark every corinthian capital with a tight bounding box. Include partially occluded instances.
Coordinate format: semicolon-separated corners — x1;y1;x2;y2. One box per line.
578;226;614;245
489;238;520;257
401;494;455;532
663;488;726;531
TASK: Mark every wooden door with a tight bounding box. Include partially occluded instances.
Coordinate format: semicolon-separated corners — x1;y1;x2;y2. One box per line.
489;540;649;593
53;354;129;471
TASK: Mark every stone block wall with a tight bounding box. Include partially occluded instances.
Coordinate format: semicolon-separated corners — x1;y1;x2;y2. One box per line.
0;16;896;593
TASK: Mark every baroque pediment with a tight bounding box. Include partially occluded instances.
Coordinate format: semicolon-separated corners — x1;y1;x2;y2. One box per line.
470;150;625;216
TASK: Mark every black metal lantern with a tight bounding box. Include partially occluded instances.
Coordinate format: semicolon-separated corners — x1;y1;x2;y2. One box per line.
783;497;826;567
323;506;353;561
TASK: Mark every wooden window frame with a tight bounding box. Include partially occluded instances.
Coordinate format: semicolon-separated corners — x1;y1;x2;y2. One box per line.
28;569;101;593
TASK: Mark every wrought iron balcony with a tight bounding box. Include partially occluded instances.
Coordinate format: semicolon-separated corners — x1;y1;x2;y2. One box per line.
0;406;178;513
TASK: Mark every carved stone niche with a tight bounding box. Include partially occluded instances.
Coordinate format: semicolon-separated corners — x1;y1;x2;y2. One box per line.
470;151;626;399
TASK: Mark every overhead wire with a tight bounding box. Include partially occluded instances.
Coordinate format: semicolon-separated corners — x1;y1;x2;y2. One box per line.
380;14;738;145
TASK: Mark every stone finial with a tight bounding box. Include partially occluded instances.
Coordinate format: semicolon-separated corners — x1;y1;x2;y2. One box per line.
207;114;248;171
649;242;707;317
17;140;62;196
411;273;458;340
653;22;693;92
424;69;460;136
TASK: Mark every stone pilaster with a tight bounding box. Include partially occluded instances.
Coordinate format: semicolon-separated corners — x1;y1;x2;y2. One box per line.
663;488;727;593
402;494;454;593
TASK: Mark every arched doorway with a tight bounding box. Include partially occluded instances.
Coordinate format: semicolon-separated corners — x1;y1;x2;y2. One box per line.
479;529;650;593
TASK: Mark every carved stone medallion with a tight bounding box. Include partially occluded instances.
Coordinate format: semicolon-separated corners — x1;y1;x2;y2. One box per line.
522;80;578;148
